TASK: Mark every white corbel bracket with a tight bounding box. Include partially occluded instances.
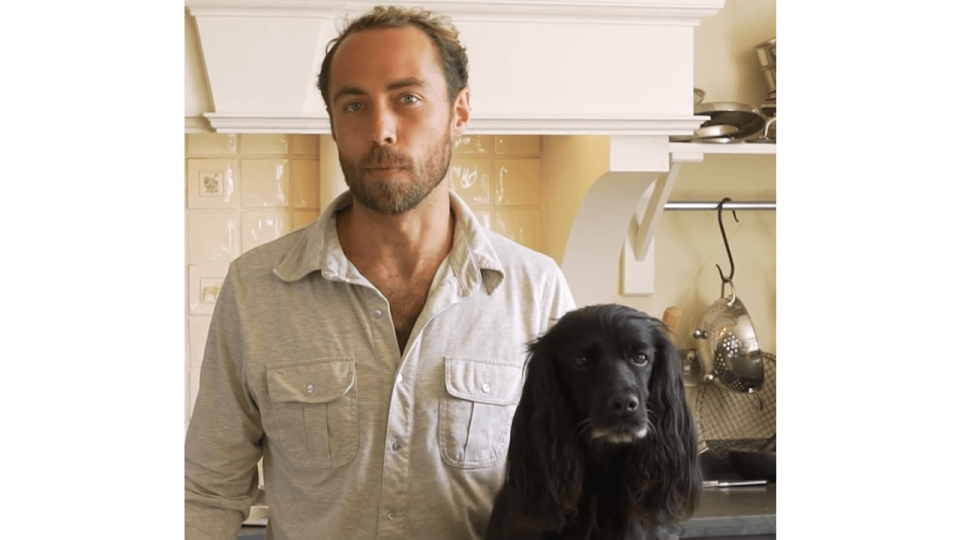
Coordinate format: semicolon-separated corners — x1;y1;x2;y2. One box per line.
561;135;681;305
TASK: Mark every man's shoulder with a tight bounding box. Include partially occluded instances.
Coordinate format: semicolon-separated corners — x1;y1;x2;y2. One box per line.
228;226;309;275
482;229;561;273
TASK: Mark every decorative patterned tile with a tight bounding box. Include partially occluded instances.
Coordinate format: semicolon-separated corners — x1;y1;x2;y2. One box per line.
449;157;492;205
495;136;540;156
241;159;289;208
188;264;230;315
187;212;239;263
495;159;542;206
290;159;321;209
453;135;493;154
242;211;290;253
240;134;288;155
186;159;239;209
186;133;237;156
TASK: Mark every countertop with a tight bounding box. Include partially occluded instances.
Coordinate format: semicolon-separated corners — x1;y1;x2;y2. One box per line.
680;482;776;538
237;482;775;539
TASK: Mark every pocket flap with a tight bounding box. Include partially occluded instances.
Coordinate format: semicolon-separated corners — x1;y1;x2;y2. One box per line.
444;357;522;406
267;360;355;404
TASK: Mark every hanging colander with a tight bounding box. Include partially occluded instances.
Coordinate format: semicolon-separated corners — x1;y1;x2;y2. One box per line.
692;198;764;393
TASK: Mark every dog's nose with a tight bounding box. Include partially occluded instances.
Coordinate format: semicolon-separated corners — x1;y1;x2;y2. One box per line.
607;393;640;416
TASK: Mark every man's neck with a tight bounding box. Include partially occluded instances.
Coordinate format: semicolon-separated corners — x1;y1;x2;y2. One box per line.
337;185;455;279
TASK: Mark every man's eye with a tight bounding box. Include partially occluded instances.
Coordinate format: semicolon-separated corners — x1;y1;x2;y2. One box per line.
343;102;363;113
399;94;420;104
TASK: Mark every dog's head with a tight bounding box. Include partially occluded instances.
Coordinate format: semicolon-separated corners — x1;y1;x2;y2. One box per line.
539;304;667;445
503;304;700;531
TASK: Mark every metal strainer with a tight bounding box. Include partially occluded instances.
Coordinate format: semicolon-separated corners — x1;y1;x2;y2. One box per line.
692;198;764;393
693;286;764;393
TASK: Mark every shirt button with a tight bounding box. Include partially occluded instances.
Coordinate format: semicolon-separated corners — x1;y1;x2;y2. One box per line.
396;374;403;384
305;384;315;394
373;308;383;319
391;440;401;451
481;383;491;393
387;511;397;521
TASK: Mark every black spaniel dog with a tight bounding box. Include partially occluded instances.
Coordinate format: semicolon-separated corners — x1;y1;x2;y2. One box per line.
485;304;701;540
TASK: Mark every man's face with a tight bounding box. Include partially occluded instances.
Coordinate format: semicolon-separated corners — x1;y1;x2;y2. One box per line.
328;26;469;215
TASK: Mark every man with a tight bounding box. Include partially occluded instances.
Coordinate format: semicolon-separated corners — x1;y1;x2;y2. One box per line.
185;6;576;540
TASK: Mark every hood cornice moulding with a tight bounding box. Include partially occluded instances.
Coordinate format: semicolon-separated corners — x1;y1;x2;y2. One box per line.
185;0;725;25
200;113;708;135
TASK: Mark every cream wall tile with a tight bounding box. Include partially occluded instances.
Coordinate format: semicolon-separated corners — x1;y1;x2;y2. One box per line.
495;135;540;156
242;211;290;253
186;159;239;209
289;135;320;157
293;209;321;231
187;212;239;263
290;159;321;209
188;315;212;369
453;135;493;154
494;208;542;250
495;158;541;206
241;159;289;208
188;264;230;315
449;157;492;205
240;134;288;155
186;133;237;156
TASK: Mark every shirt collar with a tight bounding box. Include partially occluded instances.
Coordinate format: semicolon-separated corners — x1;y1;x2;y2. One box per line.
273;190;505;295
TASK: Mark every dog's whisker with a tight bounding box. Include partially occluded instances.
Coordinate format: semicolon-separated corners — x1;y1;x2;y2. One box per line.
644;418;658;438
574;418;592;439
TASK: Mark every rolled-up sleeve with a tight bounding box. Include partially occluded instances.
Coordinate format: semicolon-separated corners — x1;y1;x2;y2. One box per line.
185;264;263;540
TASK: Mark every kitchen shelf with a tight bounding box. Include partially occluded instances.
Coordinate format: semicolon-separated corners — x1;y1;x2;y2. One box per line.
668;142;776;154
669;141;776;163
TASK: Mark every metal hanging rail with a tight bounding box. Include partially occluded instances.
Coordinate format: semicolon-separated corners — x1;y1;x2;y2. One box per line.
664;201;776;211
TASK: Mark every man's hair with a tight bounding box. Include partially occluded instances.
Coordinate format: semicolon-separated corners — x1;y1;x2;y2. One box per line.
317;5;469;117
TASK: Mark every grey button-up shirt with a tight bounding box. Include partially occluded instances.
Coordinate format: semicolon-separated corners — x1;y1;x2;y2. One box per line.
185;191;577;540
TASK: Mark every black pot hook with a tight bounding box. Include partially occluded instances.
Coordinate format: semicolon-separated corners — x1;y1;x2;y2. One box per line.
715;197;739;291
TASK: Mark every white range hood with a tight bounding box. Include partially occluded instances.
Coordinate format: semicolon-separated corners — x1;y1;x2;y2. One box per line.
184;0;726;305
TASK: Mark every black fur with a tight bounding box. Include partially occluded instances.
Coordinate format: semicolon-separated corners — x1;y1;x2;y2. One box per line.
485;304;701;540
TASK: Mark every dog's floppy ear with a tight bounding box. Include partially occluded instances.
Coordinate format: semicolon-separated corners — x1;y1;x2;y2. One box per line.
502;325;582;531
630;320;702;527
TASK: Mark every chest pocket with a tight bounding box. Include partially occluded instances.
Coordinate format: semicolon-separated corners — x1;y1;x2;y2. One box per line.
439;357;523;469
266;359;358;469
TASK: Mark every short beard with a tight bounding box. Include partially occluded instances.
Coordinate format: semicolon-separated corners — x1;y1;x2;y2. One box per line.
340;130;453;215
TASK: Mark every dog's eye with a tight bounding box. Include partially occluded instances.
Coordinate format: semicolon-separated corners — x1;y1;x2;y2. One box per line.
631;353;649;366
572;356;588;368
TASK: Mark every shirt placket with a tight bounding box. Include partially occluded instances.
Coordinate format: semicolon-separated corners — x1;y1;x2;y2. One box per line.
375;274;467;539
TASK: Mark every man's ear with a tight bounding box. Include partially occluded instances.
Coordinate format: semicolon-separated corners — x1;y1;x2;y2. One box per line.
449;87;471;139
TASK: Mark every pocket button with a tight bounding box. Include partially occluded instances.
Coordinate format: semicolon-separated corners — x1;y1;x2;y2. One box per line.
305;383;315;394
481;383;491;393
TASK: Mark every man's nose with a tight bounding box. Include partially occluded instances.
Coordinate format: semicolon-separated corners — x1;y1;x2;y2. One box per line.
371;104;397;145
